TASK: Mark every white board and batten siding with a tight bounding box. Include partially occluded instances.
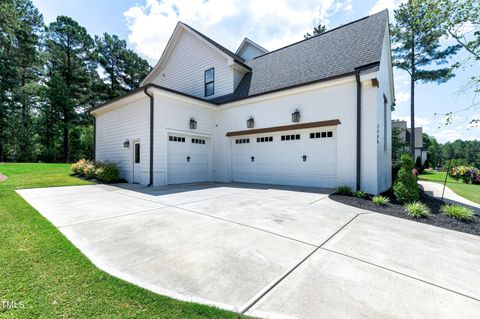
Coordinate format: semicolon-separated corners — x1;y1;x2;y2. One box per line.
95;96;150;184
150;30;234;99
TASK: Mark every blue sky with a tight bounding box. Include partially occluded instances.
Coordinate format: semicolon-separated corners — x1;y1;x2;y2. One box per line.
33;0;480;142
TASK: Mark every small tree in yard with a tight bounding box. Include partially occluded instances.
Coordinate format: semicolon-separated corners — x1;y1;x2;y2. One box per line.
394;153;419;204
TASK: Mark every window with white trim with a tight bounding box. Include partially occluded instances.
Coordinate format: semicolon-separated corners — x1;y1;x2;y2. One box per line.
204;68;214;97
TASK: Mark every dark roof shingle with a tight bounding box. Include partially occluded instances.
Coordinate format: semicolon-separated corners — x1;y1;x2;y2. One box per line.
211;10;388;103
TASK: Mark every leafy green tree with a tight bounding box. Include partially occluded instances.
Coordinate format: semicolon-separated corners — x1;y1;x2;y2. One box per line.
304;24;327;38
0;0;43;161
392;127;409;163
44;16;95;162
433;0;480;126
121;49;151;91
95;33;150;99
391;0;461;156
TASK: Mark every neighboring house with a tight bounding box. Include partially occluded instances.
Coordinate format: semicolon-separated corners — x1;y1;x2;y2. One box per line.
90;10;394;194
392;120;427;164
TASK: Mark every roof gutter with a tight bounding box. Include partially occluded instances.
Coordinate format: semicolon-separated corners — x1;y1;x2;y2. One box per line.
355;73;362;191
144;85;154;187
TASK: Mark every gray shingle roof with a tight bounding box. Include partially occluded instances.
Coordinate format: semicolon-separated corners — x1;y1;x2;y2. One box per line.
211;10;388;104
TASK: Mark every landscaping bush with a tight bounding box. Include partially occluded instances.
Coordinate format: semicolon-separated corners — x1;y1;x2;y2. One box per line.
354;190;366;199
449;166;479;184
372;195;389;206
71;159;89;175
404;201;431;218
441;204;474;221
336;185;353;196
393;154;419;204
83;161;96;179
94;161;120;182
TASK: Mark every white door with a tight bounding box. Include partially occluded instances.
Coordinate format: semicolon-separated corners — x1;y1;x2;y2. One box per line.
231;129;337;188
167;134;209;184
133;141;141;183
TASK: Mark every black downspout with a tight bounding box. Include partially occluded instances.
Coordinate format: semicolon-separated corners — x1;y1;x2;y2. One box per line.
144;86;154;187
355;73;362;191
93;117;96;161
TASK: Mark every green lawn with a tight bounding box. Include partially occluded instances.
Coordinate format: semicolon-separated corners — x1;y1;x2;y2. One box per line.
0;163;245;318
419;170;480;204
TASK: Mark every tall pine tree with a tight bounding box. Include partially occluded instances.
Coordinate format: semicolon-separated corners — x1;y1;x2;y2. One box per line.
44;16;95;162
391;0;460;156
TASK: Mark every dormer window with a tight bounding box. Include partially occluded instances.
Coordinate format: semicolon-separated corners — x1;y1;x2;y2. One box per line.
204;68;214;97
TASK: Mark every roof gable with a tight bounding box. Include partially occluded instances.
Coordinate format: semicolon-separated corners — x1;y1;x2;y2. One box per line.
235;38;269;60
141;22;249;86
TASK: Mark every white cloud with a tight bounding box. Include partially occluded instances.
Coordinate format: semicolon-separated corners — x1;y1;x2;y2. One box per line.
396;91;409;102
369;0;406;18
124;0;354;64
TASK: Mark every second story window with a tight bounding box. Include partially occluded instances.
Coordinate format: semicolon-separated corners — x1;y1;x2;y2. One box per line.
204;68;214;97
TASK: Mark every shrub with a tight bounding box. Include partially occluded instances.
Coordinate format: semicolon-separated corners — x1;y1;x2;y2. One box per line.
393;154;419;204
372;195;389;206
94;161;120;183
404;202;431;218
441;204;474;221
449;166;479;184
336;185;353;196
83;161;96;179
354;190;366;199
71;159;89;175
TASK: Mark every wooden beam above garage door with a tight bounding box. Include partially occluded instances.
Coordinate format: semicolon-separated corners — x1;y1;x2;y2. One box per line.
225;119;341;137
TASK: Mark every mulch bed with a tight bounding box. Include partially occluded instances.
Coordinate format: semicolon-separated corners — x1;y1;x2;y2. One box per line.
329;190;480;237
0;173;7;182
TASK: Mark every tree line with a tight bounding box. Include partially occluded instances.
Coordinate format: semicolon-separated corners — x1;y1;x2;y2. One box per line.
0;0;151;163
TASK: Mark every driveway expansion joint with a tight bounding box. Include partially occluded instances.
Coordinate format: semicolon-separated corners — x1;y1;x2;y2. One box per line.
58;206;168;228
239;213;361;314
321;247;480;303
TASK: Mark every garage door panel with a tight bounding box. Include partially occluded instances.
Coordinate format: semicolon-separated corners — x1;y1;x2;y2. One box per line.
231;129;337;188
168;135;209;184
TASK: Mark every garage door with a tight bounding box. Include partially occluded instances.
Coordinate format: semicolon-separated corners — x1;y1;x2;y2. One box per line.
231;129;336;188
167;134;209;184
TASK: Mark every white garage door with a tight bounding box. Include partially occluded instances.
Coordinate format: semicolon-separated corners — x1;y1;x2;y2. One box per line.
231;128;337;188
167;134;209;184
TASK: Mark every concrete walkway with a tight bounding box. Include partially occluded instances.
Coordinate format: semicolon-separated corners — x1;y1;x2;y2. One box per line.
17;183;480;318
419;180;480;213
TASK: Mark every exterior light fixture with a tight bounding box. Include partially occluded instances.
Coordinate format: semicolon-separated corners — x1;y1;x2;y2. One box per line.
302;154;307;162
250;156;255;162
292;109;300;122
123;140;130;148
247;117;254;128
190;118;197;129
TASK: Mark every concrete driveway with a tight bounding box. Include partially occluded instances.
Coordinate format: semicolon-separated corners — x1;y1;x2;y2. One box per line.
17;183;480;318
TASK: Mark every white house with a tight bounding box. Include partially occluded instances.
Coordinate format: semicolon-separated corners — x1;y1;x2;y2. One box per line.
90;10;394;194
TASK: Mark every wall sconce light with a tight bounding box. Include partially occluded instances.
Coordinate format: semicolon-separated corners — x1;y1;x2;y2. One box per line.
190;118;197;129
292;109;300;123
187;156;191;162
247;117;254;128
250;156;255;162
123;140;130;148
302;155;307;162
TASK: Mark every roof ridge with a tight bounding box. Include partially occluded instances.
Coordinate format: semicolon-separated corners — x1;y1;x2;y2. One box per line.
180;21;245;62
252;10;388;60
